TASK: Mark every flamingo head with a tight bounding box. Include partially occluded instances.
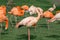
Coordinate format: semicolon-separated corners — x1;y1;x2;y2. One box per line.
21;5;29;10
16;6;21;9
48;8;54;12
28;5;37;15
48;4;56;12
21;5;29;13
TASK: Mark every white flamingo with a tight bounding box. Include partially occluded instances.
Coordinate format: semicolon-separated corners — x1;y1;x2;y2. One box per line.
48;4;56;12
28;5;43;15
15;8;42;40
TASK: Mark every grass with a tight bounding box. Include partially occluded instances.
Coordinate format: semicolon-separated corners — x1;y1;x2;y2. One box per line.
1;0;60;40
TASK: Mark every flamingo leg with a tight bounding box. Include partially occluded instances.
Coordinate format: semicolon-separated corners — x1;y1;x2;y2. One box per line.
0;23;2;28
0;23;2;29
46;19;50;30
32;23;36;32
47;21;50;30
35;26;36;32
10;15;14;27
10;15;17;27
0;23;2;33
28;27;30;40
15;16;17;23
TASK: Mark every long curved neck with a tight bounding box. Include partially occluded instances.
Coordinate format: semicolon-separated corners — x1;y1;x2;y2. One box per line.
36;9;41;20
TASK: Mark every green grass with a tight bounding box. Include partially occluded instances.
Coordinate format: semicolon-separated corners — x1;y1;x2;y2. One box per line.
1;0;60;40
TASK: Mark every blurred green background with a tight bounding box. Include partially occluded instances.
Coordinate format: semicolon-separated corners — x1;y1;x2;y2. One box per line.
0;0;60;40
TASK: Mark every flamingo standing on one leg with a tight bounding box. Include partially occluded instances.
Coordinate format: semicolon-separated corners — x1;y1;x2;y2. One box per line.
15;8;42;40
8;5;29;26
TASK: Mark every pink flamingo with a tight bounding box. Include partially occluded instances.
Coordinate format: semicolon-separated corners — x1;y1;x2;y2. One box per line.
15;8;42;40
8;5;29;26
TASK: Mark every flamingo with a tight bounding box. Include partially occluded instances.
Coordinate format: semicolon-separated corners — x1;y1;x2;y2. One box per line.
28;5;43;15
8;6;24;26
8;6;25;16
8;5;29;26
43;11;54;18
15;8;42;40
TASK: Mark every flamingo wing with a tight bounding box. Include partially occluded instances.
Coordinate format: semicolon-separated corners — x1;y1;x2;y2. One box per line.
19;16;37;26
